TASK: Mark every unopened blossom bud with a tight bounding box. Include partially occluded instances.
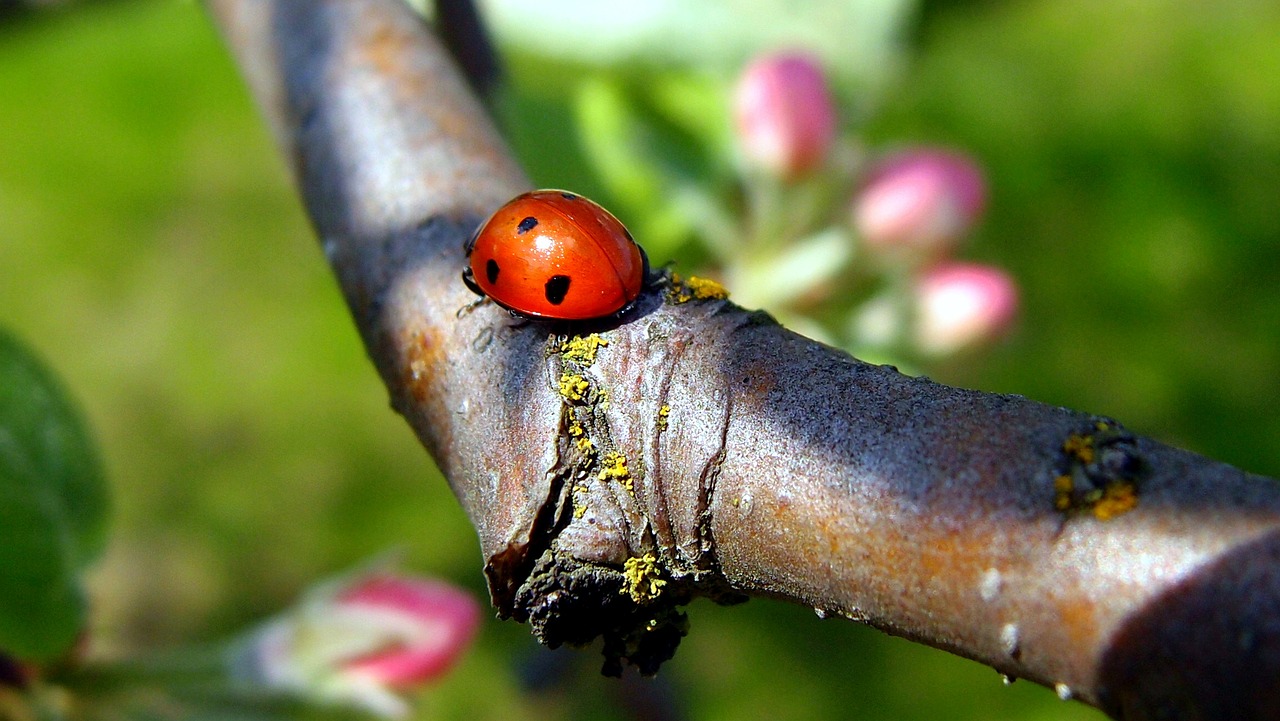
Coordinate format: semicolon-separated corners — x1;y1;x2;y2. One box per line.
733;52;837;179
913;263;1018;355
853;149;987;256
232;571;482;718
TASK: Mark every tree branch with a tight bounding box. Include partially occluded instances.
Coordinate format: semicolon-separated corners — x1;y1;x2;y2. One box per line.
205;1;1280;718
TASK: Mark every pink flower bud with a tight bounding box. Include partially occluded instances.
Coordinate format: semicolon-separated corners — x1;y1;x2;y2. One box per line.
733;52;837;179
234;572;482;718
914;263;1018;355
853;149;987;256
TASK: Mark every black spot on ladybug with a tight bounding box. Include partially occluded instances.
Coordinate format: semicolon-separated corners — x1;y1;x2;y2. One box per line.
544;275;571;305
486;259;500;285
560;192;578;200
516;216;538;235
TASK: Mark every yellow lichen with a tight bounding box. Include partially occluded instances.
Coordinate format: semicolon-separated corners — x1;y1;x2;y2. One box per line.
667;272;730;304
560;333;609;365
622;553;666;604
597;386;611;410
1054;473;1138;520
1093;481;1139;520
571;484;590;519
687;276;729;300
567;420;595;455
1056;423;1141;518
598;450;633;493
558;373;590;402
1062;433;1095;464
657;404;670;432
1053;475;1074;511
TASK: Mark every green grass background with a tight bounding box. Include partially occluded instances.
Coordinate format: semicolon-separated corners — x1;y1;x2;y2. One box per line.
1;1;1277;719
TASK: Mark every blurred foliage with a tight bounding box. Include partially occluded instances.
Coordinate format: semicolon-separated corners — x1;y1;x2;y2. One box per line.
1;0;1278;720
489;0;915;266
481;0;909;89
0;329;107;661
874;0;1280;469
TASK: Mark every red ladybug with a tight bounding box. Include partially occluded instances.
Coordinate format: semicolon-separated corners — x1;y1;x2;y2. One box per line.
463;190;649;320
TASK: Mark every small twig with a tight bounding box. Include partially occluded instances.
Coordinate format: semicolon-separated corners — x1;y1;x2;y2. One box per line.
434;0;501;100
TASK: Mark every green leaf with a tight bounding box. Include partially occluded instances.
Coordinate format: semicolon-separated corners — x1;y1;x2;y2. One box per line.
576;76;729;259
732;226;856;309
485;0;916;100
0;328;109;662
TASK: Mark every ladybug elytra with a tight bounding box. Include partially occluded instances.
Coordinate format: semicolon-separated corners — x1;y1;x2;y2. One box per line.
463;190;648;320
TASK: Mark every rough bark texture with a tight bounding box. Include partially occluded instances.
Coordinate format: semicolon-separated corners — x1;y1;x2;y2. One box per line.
206;1;1280;718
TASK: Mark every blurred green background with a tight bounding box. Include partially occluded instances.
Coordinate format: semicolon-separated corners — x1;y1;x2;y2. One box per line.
1;0;1278;719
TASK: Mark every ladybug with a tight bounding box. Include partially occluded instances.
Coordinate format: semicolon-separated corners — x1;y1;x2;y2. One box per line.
463;190;649;321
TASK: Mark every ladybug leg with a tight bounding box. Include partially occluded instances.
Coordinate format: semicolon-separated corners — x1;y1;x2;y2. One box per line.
504;310;532;329
457;267;493;317
461;267;485;298
455;296;490;318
